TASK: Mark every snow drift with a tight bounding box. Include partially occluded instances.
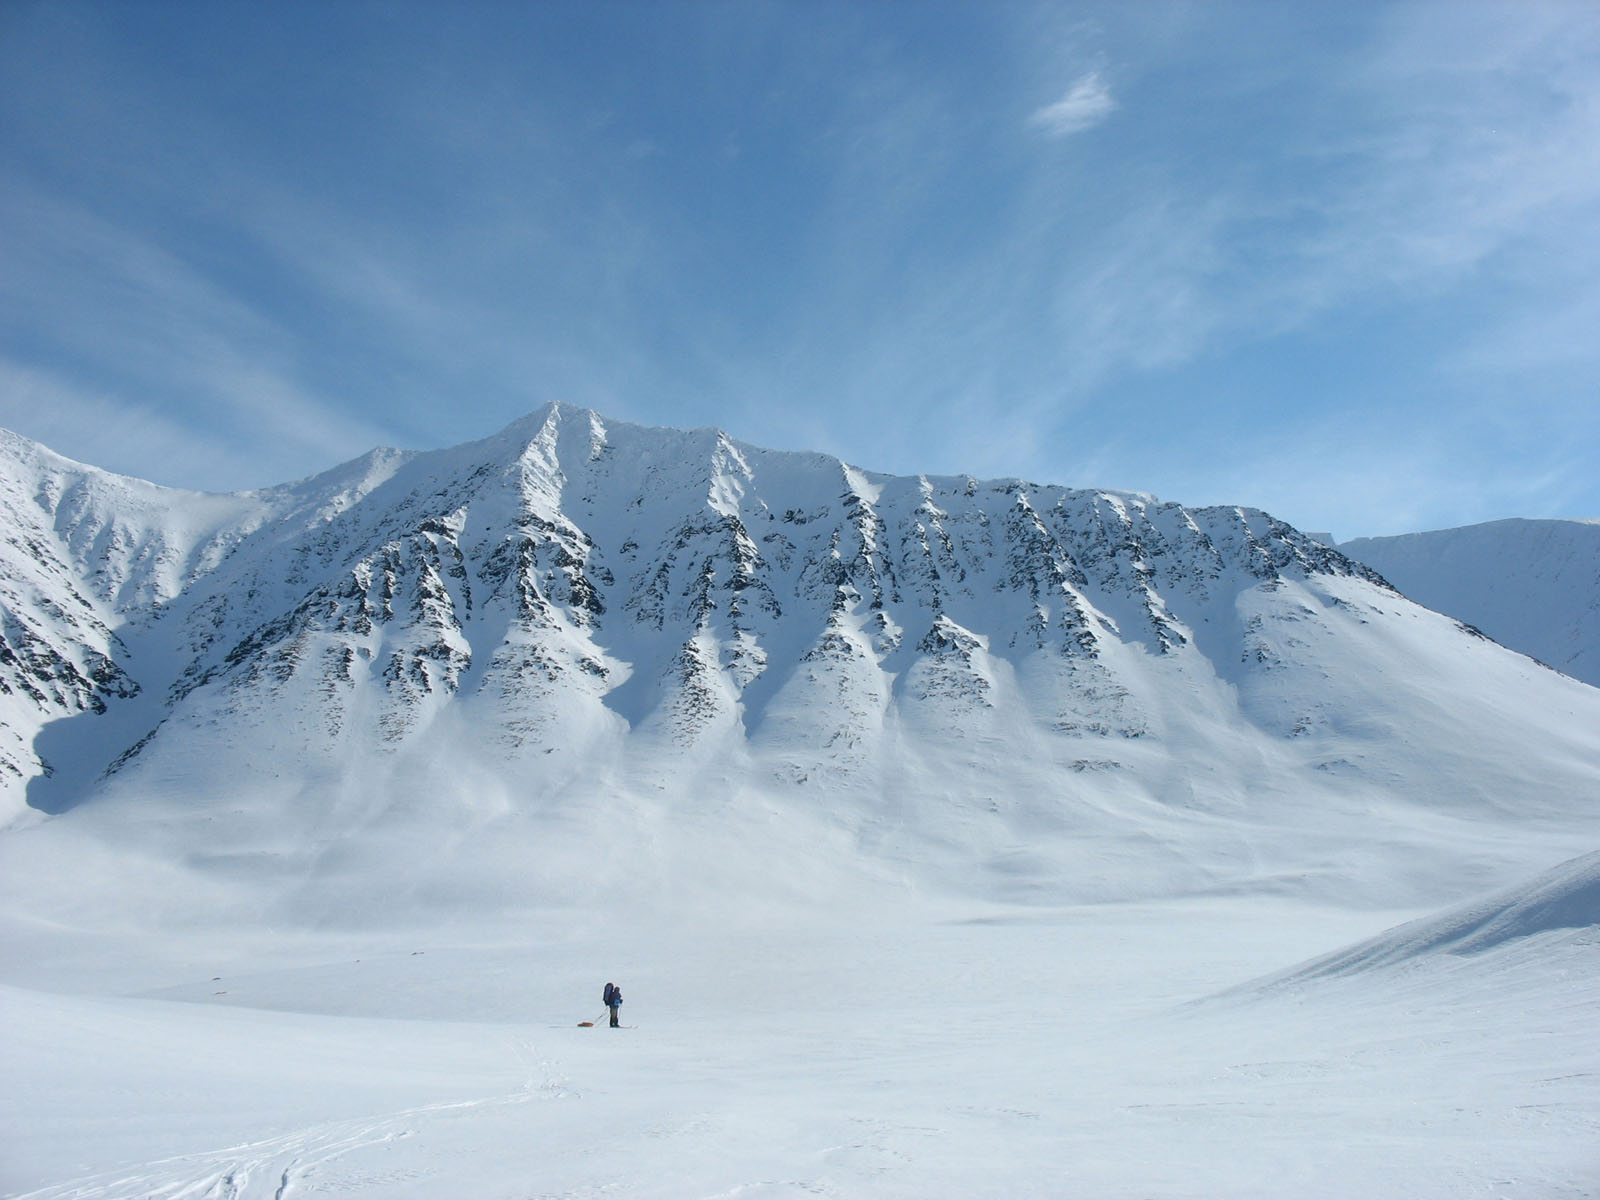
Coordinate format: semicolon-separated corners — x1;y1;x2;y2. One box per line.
1253;849;1600;987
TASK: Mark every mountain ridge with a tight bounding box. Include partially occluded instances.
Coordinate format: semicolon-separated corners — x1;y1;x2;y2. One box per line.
2;405;1596;922
1341;518;1600;688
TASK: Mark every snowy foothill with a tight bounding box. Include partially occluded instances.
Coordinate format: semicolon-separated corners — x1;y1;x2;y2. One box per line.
2;406;1599;1197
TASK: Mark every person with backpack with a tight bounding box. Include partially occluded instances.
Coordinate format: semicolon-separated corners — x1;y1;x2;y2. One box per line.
603;981;622;1027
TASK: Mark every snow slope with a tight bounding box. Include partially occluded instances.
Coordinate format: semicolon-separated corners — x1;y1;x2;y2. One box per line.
1342;518;1600;688
1249;848;1600;985
2;406;1599;1197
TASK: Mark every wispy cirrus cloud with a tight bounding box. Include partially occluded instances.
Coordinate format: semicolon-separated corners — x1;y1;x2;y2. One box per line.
1028;71;1115;137
770;1;1600;534
0;358;272;491
2;1;1594;537
0;175;402;489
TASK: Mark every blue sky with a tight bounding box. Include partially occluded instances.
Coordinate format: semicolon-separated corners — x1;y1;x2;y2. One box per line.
1;0;1596;539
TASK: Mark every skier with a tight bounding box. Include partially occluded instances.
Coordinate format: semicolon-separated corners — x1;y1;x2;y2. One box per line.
603;981;622;1027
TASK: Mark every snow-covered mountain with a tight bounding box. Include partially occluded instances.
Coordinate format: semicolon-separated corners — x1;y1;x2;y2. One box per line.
1341;519;1600;689
5;406;1600;1199
2;406;1598;923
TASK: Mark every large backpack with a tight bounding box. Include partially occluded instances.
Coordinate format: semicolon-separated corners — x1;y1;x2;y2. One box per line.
603;982;616;1006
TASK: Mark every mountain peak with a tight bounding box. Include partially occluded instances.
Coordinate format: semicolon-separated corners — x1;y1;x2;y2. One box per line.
0;411;1595;922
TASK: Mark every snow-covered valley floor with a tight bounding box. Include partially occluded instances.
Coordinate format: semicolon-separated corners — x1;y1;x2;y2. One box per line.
4;885;1596;1200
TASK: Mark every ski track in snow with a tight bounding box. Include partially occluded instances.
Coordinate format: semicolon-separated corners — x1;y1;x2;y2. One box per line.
14;1087;529;1200
7;1034;570;1200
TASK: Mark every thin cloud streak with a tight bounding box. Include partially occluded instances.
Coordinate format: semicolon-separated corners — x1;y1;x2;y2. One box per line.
1028;72;1116;137
0;359;277;493
0;180;400;489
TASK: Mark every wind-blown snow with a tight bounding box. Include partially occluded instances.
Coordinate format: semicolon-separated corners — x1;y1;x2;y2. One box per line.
2;406;1599;1197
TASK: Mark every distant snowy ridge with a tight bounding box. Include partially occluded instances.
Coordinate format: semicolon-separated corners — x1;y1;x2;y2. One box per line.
1341;519;1600;688
2;405;1598;917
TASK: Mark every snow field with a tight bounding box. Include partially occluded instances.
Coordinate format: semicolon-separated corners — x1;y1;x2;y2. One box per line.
3;887;1597;1199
